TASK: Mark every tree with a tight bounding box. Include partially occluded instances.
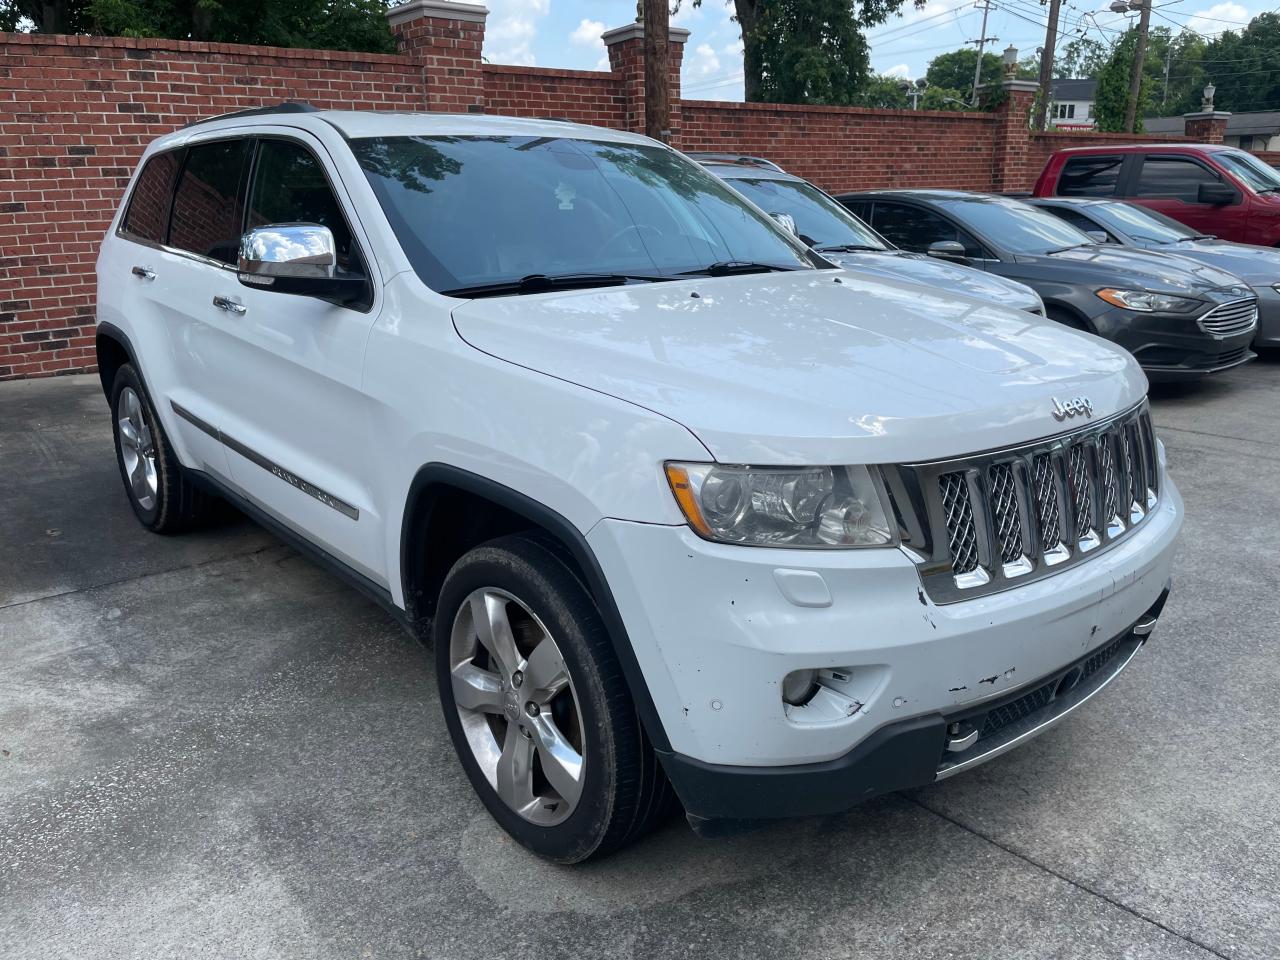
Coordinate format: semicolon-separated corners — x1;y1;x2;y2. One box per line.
924;48;1001;98
687;0;926;104
0;0;395;52
1094;26;1150;131
1054;36;1109;79
919;85;971;111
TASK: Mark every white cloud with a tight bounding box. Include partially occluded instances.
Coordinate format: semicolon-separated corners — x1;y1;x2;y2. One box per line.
691;42;721;76
1184;1;1249;35
883;63;911;79
570;18;606;47
484;0;550;67
721;38;744;57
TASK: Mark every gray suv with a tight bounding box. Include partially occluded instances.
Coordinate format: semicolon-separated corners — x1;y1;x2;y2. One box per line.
839;190;1258;379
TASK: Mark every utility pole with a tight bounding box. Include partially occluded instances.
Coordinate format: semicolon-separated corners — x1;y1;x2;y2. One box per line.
641;0;671;142
1034;0;1063;131
970;0;995;106
1162;44;1172;105
1123;0;1152;133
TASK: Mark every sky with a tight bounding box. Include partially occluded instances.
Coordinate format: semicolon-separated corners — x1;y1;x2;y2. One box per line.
480;0;1274;100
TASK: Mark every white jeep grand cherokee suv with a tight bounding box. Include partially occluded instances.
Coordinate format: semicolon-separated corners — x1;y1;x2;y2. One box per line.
95;105;1182;863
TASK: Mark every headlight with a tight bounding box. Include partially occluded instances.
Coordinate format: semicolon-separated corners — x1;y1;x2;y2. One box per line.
664;463;896;548
1096;288;1200;313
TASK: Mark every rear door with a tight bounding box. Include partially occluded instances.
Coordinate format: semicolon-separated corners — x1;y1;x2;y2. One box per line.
1122;154;1245;240
206;131;386;585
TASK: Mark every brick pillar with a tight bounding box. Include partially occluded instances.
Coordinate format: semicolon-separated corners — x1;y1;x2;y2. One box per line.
1183;111;1230;144
602;21;689;143
386;0;487;113
988;79;1038;194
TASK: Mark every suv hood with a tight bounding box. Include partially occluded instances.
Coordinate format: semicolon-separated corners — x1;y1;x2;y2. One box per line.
1025;243;1248;296
451;271;1146;465
824;249;1042;311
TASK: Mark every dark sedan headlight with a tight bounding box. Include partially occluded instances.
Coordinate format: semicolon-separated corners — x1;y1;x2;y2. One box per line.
1095;288;1201;313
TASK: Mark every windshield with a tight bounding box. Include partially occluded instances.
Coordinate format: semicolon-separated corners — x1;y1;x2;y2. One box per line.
1214;150;1280;192
351;135;814;294
726;176;888;250
941;196;1094;255
1092;201;1198;244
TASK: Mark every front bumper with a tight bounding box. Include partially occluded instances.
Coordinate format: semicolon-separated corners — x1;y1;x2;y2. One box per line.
1093;305;1256;378
587;473;1182;777
662;592;1165;823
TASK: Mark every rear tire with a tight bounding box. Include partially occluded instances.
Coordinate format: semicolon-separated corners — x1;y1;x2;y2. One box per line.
434;533;674;863
110;363;217;533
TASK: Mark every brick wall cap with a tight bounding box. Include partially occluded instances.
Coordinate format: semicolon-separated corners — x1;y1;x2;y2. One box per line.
482;63;615;81
601;22;690;46
386;0;488;27
683;97;995;121
1182;110;1231;120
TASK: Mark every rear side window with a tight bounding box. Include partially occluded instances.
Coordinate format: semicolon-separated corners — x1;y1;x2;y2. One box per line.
169;139;252;265
121;150;182;243
247;139;358;271
1044;205;1108;238
1057;156;1123;197
1133;157;1220;202
868;201;983;258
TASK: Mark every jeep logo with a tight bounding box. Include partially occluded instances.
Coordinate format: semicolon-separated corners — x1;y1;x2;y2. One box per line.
1051;396;1094;421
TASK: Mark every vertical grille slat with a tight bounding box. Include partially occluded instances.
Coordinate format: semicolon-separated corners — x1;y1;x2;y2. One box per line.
939;472;980;575
919;403;1156;602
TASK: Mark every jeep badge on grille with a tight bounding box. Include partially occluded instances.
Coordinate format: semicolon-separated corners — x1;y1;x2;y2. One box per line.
1051;396;1093;421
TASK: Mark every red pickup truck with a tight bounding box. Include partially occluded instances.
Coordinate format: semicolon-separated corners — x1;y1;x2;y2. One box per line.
1033;144;1280;247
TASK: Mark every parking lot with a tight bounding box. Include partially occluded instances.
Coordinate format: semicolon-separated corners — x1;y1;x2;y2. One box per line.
1;364;1278;960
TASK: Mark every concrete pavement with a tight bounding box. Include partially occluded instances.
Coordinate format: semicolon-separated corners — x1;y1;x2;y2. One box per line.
2;369;1277;960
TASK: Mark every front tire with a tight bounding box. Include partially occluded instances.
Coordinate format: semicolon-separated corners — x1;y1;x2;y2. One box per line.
434;533;673;863
110;363;216;533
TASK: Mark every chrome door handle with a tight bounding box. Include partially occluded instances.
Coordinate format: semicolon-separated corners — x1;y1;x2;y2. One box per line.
212;295;246;316
131;266;155;281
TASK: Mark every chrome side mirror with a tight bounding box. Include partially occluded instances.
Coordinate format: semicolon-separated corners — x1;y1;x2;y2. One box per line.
237;223;366;305
239;224;337;279
927;240;967;261
770;212;798;236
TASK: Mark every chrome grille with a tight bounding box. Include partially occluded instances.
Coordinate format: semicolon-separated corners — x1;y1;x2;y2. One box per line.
939;472;980;575
884;403;1159;603
1197;297;1258;337
988;463;1024;564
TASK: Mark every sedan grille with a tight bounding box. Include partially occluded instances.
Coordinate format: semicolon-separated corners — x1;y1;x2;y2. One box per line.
884;403;1159;603
1197;297;1258;337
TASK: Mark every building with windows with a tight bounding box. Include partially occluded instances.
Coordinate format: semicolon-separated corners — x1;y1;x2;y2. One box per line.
1049;79;1097;130
1143;110;1280;152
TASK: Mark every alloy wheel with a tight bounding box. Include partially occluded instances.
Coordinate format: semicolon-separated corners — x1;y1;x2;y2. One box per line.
449;587;586;826
117;386;158;511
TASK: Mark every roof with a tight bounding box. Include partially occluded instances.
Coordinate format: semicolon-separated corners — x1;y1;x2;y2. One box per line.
155;106;656;150
699;161;802;183
1051;78;1098;101
684;152;785;172
1044;142;1225;155
1144;110;1280;137
835;189;996;202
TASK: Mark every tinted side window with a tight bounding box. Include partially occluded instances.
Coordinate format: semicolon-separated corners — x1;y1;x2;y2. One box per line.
1057;155;1123;197
121;150;182;243
1133;157;1219;202
1045;206;1107;237
840;198;872;221
869;201;982;257
247;139;358;271
169;140;252;265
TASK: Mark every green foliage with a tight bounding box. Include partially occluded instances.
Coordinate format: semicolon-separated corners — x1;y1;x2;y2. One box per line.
919;85;971;110
1;0;395;52
1094;27;1151;131
924;48;1001;96
853;73;911;108
1174;13;1280;114
1054;36;1110;79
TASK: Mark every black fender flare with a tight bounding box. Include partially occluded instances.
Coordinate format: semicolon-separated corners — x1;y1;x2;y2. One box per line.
400;463;673;754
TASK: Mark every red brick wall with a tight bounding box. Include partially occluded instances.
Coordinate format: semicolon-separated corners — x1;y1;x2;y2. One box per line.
482;65;625;126
680;100;1000;193
0;32;421;381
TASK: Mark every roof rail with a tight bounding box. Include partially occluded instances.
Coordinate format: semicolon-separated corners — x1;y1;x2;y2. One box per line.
184;102;320;129
684;151;785;172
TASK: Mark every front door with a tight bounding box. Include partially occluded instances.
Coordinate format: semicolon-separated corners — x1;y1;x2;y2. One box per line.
1124;154;1245;241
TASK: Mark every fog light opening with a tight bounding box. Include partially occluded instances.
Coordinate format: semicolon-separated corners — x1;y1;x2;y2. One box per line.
782;669;821;707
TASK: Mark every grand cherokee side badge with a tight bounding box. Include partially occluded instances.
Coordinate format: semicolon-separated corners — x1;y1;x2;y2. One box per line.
1052;396;1093;421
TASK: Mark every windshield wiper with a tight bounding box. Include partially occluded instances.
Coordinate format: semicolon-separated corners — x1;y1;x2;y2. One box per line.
678;260;801;277
440;273;666;298
813;243;884;253
1045;243;1091;255
1177;234;1216;241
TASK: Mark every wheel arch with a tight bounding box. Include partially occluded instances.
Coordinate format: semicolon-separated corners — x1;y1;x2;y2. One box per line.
95;322;138;399
1045;300;1097;333
400;463;672;753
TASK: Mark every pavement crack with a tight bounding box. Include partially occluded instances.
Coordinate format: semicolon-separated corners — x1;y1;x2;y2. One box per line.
0;543;282;613
907;796;1233;960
